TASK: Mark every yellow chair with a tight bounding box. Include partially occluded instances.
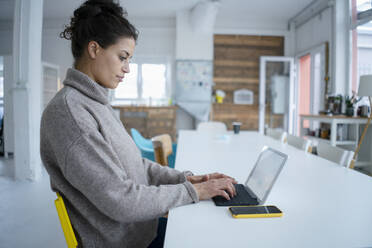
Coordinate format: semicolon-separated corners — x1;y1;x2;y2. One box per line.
55;192;78;248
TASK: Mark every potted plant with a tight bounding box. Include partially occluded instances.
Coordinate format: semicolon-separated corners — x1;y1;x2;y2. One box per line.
345;97;354;116
345;92;360;116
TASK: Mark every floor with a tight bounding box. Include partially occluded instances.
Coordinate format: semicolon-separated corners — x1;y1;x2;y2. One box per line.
0;157;66;248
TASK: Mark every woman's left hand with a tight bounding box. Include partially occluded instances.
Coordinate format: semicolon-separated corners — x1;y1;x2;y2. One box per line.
187;172;237;184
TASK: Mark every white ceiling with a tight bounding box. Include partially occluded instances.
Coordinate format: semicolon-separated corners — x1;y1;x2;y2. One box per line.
0;0;314;25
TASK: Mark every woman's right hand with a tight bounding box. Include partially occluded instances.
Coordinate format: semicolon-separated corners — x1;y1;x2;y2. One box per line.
193;178;237;201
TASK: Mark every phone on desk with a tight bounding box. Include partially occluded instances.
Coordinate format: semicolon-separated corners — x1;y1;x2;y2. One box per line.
229;205;283;218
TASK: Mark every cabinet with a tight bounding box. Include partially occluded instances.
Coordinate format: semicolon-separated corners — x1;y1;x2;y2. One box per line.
112;105;177;141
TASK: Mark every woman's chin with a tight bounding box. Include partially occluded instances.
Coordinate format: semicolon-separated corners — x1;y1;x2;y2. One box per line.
108;81;120;89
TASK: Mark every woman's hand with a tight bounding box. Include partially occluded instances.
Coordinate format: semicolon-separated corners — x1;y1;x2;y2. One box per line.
193;178;237;201
187;172;237;184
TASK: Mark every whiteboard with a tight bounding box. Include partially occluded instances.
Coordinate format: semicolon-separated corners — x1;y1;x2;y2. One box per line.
175;60;213;102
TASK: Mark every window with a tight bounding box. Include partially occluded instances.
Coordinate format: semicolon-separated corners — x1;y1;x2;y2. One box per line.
113;57;170;104
0;56;4;105
350;0;372;92
142;64;166;99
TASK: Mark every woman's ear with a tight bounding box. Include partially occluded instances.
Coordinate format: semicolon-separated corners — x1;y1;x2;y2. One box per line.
87;41;101;59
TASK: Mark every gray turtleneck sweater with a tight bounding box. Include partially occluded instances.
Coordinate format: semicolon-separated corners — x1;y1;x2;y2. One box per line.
40;68;199;248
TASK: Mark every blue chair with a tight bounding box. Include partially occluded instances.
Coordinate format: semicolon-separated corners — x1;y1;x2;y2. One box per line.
131;128;155;161
130;128;177;168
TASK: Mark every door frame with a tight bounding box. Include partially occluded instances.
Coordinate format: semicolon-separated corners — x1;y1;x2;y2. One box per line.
294;43;327;134
259;56;295;135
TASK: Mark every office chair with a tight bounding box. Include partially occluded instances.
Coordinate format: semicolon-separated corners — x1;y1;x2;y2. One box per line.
317;141;355;168
130;128;155;161
131;128;177;168
152;134;173;167
266;128;287;143
196;121;227;133
55;193;78;248
286;134;312;153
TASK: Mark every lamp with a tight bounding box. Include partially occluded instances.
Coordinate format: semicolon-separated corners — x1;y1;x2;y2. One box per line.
350;75;372;169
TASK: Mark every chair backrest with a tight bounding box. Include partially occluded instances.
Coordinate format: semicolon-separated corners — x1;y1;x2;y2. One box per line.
197;121;227;133
266;128;287;143
287;134;312;153
130;128;153;149
317;141;355;168
152;134;173;166
344;151;355;169
130;128;156;161
55;193;78;248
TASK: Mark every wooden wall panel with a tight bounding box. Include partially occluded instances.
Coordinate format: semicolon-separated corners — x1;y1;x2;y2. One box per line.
213;34;284;130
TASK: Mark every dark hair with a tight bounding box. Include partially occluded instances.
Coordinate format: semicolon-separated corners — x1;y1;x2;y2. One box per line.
60;0;138;62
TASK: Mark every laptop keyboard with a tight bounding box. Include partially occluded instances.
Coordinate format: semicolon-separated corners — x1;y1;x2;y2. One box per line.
212;184;258;206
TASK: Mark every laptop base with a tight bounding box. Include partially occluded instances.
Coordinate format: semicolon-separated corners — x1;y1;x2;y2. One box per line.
212;184;259;207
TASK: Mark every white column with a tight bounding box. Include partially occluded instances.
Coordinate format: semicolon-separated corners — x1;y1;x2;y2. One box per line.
332;0;350;95
12;0;43;181
285;22;296;57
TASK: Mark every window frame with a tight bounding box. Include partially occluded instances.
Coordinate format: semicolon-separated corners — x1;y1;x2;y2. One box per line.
112;56;172;104
351;1;372;29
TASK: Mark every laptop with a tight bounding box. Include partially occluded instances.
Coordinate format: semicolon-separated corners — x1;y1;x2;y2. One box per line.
213;147;288;206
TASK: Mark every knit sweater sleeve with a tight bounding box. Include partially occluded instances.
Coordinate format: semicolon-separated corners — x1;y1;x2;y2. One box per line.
142;158;194;186
62;130;199;223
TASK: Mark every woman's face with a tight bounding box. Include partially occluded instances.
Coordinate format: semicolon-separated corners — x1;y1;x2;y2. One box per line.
90;37;136;89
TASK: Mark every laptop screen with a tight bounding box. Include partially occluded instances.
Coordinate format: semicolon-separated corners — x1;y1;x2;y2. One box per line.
245;148;287;202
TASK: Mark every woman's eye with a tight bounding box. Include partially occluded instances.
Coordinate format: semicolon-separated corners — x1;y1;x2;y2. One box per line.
119;56;127;61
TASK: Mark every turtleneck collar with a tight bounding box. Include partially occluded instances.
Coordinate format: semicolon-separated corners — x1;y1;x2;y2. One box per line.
63;68;109;105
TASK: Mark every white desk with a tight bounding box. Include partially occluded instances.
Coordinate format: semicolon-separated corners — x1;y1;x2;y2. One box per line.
164;131;372;248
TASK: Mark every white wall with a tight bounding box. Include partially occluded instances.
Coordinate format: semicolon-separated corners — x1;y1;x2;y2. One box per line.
42;17;177;81
42;19;73;81
295;8;332;55
134;27;175;58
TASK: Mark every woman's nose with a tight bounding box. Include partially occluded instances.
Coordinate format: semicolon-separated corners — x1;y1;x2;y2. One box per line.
122;63;130;73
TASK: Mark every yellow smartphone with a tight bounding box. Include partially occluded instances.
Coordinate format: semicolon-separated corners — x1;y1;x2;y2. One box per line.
229;205;283;218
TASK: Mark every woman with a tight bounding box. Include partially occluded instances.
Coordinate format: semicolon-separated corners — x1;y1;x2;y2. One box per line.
40;0;236;247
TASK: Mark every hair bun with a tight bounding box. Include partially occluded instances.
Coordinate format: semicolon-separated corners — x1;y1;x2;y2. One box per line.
60;0;138;61
86;0;126;18
73;3;102;21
